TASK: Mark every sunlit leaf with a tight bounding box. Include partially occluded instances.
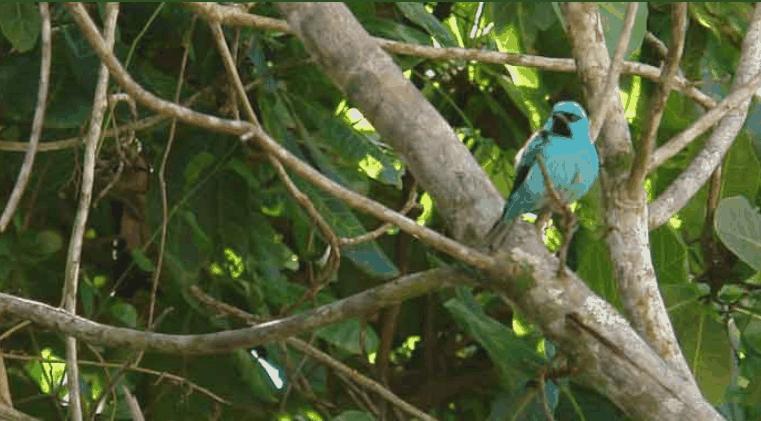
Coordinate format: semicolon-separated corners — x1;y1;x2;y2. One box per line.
0;3;40;52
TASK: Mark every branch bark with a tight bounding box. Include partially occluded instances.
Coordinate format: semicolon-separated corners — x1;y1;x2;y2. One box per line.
628;3;688;190
561;1;699;394
61;5;119;419
649;3;761;229
0;3;52;232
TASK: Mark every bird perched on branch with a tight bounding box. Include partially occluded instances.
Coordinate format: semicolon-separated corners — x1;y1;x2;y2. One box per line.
486;101;599;273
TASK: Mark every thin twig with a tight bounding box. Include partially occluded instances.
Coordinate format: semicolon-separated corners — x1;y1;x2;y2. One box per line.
60;5;119;420
0;352;229;405
208;19;341;284
589;2;638;141
0;3;53;232
628;3;687;191
148;16;195;331
188;286;438;421
649;70;761;171
340;181;419;246
185;2;717;110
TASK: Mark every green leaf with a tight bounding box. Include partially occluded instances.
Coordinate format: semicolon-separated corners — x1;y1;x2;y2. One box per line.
316;319;379;355
397;3;458;47
110;302;138;328
183;152;216;188
664;283;732;403
444;288;544;391
722;134;761;200
599;2;648;58
0;3;40;53
334;410;375;421
574;228;619;307
715;196;761;271
130;249;155;273
650;225;689;284
34;230;62;256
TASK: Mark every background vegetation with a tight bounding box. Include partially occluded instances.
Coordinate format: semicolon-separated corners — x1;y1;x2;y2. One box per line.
0;2;759;420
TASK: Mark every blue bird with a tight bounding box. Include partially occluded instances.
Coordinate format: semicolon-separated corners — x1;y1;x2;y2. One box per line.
487;101;599;249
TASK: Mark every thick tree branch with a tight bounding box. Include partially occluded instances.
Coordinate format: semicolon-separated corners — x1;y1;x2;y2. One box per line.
561;2;700;395
60;5;118;419
185;2;717;110
649;3;761;229
0;3;52;232
628;3;687;190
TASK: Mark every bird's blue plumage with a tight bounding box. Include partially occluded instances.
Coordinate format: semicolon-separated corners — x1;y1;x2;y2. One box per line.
497;101;599;224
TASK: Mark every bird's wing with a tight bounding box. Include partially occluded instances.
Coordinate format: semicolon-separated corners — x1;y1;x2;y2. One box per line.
509;130;548;200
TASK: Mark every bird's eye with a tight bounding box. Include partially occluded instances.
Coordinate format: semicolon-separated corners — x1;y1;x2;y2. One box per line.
562;112;582;122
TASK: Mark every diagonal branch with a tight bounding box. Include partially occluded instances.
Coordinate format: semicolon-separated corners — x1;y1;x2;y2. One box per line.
648;70;761;171
0;3;53;232
649;3;761;229
207;19;341;284
589;2;638;141
60;4;119;420
628;3;688;191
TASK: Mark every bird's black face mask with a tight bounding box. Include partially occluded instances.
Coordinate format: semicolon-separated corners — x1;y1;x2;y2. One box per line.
550;112;581;138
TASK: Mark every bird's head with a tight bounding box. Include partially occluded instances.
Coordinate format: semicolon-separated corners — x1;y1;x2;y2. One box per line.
547;101;589;139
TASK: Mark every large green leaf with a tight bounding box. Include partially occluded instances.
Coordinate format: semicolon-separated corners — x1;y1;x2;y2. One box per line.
715;196;761;271
0;3;40;53
664;283;732;403
444;288;544;391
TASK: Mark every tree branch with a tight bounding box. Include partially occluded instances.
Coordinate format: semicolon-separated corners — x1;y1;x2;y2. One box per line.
0;268;466;354
648;70;761;171
649;3;761;229
0;3;52;232
589;2;638;141
561;2;699;394
60;5;118;419
628;3;687;190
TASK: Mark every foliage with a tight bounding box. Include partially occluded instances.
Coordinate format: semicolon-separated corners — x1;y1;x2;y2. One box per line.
0;2;758;420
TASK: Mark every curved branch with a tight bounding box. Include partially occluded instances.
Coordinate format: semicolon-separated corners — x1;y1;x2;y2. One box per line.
0;3;52;232
0;269;465;354
649;3;761;229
